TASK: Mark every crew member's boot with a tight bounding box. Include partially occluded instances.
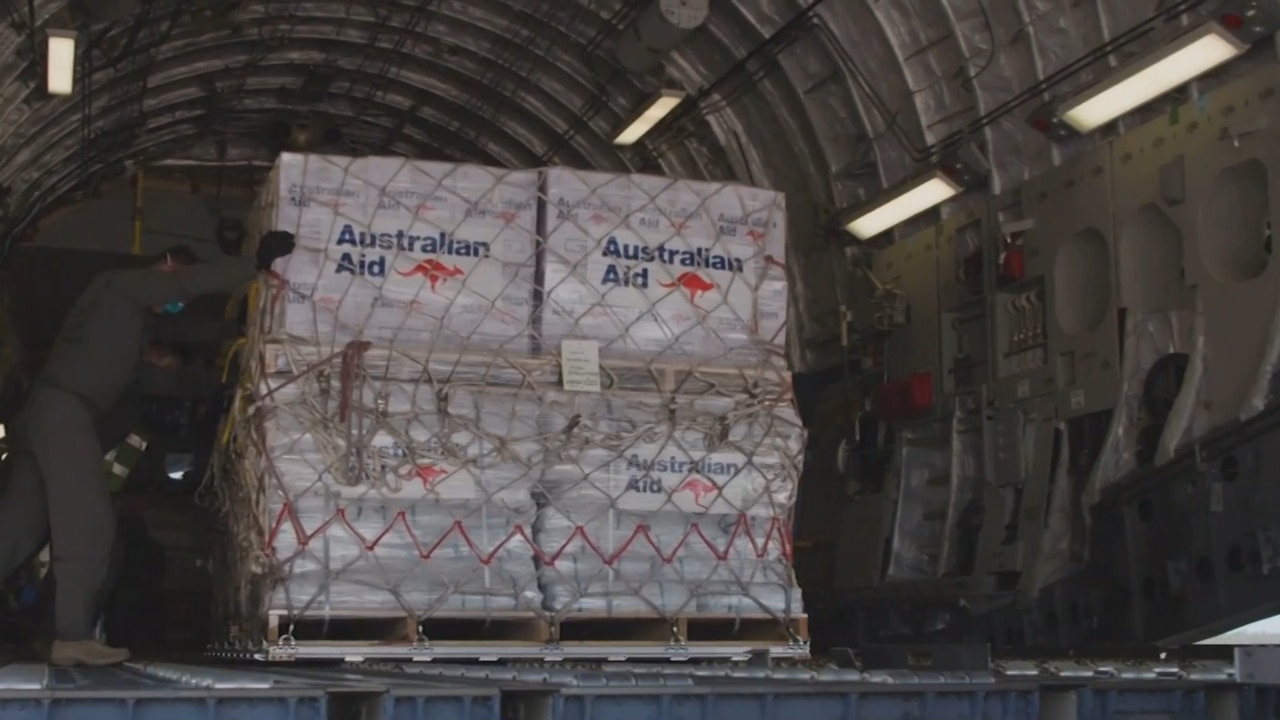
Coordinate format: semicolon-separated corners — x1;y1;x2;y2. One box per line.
48;639;130;666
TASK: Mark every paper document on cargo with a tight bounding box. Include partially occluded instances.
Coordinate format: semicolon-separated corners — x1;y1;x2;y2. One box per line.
538;167;788;369
255;153;538;354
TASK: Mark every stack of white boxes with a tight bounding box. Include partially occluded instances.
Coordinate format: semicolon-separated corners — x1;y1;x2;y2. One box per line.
533;167;801;617
537;168;789;367
241;153;803;626
248;153;545;616
262;155;537;354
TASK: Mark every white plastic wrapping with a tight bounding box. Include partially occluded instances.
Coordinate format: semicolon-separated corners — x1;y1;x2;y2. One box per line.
1241;284;1280;421
259;153;539;354
887;411;984;582
939;406;984;577
538;167;788;368
1034;422;1074;592
1157;299;1210;466
222;153;802;635
227;371;804;621
885;423;953;580
250;373;544;615
252;155;793;371
534;391;803;616
1085;309;1205;509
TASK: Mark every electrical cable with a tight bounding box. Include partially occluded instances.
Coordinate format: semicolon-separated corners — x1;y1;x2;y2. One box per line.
645;0;833;155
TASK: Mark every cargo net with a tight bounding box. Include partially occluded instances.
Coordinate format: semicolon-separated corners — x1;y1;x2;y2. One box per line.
214;154;803;644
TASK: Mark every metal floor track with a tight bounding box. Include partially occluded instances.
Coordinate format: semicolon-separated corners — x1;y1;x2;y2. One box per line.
0;654;1276;719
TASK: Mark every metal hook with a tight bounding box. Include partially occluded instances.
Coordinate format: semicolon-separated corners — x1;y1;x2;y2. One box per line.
667;620;687;647
1008;296;1025;347
564;413;582;436
1025;292;1042;342
278;623;297;647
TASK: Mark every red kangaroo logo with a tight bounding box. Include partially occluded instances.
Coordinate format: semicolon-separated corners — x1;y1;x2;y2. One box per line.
671;219;689;232
396;258;466;293
494;210;518;222
588;213;609;224
658;272;717;304
745;229;767;243
413;202;437;215
407;464;449;491
674;477;719;510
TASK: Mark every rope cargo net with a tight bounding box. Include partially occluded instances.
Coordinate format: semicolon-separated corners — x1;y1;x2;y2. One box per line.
213;153;803;644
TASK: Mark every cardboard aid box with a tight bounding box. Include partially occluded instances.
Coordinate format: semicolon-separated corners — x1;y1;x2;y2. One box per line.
538;167;788;365
261;154;539;352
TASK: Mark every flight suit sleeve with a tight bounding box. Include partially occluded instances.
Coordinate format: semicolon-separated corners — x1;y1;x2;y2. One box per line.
111;257;259;308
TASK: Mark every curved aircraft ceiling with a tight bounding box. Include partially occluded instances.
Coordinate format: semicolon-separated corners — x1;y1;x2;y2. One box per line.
0;0;1261;370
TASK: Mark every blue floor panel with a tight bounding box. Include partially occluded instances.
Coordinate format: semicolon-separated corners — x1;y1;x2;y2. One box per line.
384;694;502;720
1;695;327;720
0;660;1269;720
553;688;1043;720
1076;688;1206;720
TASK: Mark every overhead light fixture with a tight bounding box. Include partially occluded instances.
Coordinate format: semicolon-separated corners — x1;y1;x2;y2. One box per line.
1058;21;1248;133
46;29;77;97
844;170;964;241
612;88;685;146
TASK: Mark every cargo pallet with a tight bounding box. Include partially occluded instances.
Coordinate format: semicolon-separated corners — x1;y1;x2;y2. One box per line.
230;611;809;661
0;656;1271;720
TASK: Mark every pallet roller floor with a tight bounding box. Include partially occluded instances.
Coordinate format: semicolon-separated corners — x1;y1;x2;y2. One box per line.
0;656;1271;720
0;660;508;720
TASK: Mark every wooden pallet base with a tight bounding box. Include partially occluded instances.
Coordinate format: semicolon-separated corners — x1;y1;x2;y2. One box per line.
267;612;544;644
265;612;807;647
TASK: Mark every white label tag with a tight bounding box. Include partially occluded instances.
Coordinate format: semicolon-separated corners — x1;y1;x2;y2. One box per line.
1069;388;1085;410
561;339;602;392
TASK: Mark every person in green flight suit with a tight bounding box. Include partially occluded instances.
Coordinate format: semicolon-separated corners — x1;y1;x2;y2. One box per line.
0;232;295;666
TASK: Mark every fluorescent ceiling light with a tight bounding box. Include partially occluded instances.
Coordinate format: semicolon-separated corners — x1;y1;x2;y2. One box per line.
844;171;963;240
1059;22;1247;133
612;89;685;146
46;30;77;97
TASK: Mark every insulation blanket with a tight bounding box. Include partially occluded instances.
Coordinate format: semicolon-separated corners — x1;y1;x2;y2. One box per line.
261;153;538;354
539;167;788;368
